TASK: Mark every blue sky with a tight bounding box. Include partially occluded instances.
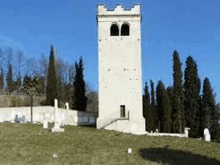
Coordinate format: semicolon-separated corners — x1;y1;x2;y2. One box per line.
0;0;219;103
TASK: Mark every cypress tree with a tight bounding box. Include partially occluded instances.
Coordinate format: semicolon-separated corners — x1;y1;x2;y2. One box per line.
165;86;173;133
163;89;172;133
72;56;87;111
46;45;58;106
216;103;220;120
0;68;3;91
201;77;218;140
143;82;152;132
156;80;165;132
172;50;185;133
150;80;156;131
183;56;201;138
7;64;13;95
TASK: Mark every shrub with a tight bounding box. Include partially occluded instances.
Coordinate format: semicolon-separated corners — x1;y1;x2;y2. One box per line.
11;96;17;107
16;96;22;107
40;99;48;106
23;96;31;106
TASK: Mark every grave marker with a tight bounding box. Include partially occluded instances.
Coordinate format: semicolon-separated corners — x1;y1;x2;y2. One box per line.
204;128;211;141
43;120;48;129
65;102;69;110
51;99;64;132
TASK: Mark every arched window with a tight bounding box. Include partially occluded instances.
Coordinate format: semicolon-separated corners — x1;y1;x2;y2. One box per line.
110;24;119;36
121;23;129;36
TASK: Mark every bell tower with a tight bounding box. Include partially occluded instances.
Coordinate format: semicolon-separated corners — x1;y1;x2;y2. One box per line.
96;4;145;135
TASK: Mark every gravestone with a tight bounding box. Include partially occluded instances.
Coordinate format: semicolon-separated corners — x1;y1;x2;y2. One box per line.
204;128;211;141
184;127;190;137
127;148;132;154
43;120;48;129
51;99;64;132
65;102;69;110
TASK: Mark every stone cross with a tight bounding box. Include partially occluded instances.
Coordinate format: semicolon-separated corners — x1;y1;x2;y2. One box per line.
54;99;61;128
51;99;64;132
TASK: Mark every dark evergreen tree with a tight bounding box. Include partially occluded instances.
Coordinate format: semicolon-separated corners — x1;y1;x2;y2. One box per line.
156;80;165;132
150;80;156;131
72;56;87;111
183;56;201;138
201;77;219;140
196;94;203;137
165;86;173;133
143;82;152;132
163;89;172;133
172;50;185;133
46;45;58;106
0;68;3;91
216;103;220;120
166;86;173;130
7;64;13;95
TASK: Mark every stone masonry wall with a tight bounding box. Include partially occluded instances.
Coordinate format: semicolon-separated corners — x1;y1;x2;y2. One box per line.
0;106;97;126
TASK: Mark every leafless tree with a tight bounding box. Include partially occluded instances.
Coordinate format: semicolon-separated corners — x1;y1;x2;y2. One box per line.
68;63;75;84
26;57;38;78
16;49;26;94
5;47;13;67
38;53;48;95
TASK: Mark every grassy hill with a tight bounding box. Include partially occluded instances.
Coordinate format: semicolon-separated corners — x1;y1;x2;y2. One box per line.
0;122;219;164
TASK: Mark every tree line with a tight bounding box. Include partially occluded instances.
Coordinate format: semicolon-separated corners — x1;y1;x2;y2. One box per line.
143;50;220;141
0;45;98;111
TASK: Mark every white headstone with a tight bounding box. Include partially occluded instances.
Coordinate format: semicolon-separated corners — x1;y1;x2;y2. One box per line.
127;148;132;154
65;102;69;110
43;120;48;129
184;127;190;137
204;128;211;141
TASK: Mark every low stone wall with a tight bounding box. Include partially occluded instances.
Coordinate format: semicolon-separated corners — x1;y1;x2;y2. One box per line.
0;106;98;126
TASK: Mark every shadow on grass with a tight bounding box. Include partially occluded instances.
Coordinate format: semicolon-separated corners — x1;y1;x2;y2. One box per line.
139;147;220;165
79;124;96;128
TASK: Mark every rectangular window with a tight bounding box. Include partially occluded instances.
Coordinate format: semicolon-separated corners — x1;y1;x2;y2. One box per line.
120;105;125;117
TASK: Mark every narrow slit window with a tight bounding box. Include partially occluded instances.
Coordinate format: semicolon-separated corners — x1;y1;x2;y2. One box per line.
120;105;125;117
110;24;119;36
121;23;129;36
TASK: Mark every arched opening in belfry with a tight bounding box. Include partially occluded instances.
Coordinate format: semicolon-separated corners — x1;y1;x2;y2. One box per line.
121;23;129;36
110;24;119;36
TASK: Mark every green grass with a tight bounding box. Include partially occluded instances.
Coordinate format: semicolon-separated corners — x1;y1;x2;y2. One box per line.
0;122;219;165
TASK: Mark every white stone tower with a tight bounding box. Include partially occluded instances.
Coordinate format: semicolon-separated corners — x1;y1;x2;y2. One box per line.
96;4;146;135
